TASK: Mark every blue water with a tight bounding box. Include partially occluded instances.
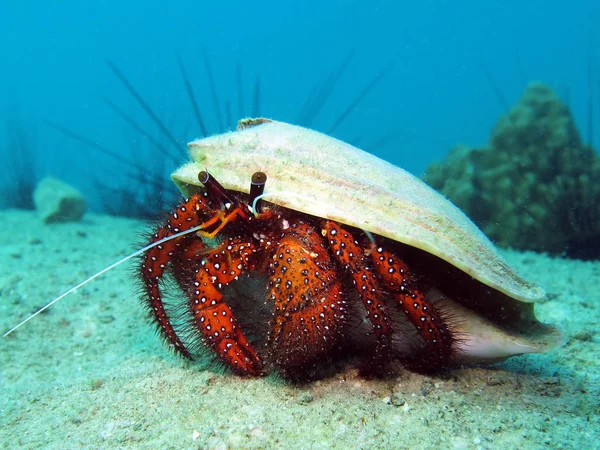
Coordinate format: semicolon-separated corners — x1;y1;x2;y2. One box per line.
1;0;599;211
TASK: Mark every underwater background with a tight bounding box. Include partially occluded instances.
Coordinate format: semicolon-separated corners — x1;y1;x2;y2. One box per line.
2;1;600;210
1;1;599;449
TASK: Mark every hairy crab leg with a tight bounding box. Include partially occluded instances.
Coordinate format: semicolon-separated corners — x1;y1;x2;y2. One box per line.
266;222;346;376
141;171;267;370
321;222;394;361
141;193;246;358
370;248;456;366
142;194;213;358
170;236;267;376
186;258;263;376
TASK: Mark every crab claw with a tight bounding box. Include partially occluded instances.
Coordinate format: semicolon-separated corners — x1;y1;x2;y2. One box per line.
215;338;263;376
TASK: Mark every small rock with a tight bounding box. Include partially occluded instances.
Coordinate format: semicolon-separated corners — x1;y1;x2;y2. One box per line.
486;375;504;386
298;392;314;404
33;177;86;223
98;314;115;324
390;393;406;407
420;379;435;396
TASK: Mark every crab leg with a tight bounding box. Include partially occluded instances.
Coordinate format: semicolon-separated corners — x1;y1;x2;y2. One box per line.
370;247;455;365
141;192;252;358
267;222;346;375
141;194;209;358
171;236;265;375
188;260;262;376
322;222;394;362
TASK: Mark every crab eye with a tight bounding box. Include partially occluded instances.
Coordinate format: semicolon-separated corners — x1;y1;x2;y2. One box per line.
198;170;210;184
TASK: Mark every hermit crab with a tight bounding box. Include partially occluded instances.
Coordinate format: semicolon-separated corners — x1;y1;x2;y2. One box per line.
140;118;560;379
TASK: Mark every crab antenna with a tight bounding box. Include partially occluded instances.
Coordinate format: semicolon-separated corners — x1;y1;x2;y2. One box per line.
251;190;342;219
198;171;234;206
363;229;377;248
3;225;204;337
249;172;267;213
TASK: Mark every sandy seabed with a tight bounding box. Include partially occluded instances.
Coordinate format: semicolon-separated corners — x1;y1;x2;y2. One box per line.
0;209;598;450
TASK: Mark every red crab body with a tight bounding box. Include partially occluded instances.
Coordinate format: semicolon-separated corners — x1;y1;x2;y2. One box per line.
142;174;454;376
140;171;457;379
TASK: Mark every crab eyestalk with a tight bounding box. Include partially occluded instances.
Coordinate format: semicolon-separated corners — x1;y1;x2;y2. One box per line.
249;171;267;213
198;170;234;207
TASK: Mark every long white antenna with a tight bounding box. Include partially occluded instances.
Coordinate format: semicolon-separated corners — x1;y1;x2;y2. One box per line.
3;225;202;337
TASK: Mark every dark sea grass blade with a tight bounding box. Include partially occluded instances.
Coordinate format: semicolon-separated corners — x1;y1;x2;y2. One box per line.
97;158;174;219
479;61;511;117
224;100;232;131
3;114;38;209
299;51;354;127
106;59;185;156
513;48;527;87
295;82;320;126
327;64;392;135
44;120;141;170
94;180;171;219
252;75;261;117
366;133;398;153
587;42;595;148
103;98;179;166
177;54;208;137
43;120;167;193
202;48;224;132
236;62;244;118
